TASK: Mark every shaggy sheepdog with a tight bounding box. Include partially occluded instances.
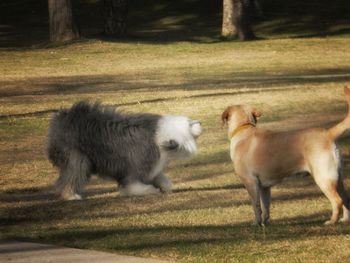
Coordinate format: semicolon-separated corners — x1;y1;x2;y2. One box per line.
47;101;202;200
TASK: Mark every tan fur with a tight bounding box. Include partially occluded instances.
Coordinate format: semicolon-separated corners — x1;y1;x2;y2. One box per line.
328;87;350;140
223;87;350;226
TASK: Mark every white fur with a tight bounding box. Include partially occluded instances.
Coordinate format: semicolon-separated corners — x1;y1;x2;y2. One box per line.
190;121;202;138
119;182;160;196
120;115;201;197
118;115;202;197
120;116;202;196
156;115;201;159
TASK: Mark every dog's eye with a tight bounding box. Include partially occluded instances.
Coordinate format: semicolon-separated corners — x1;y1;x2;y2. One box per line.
163;139;179;150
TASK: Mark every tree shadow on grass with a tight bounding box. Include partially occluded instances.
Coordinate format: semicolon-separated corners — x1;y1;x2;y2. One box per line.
11;210;349;253
1;181;326;226
2;68;350;97
1;67;350;119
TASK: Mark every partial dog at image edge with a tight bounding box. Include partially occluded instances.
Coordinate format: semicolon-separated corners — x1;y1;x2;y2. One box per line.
222;87;350;226
47;101;202;200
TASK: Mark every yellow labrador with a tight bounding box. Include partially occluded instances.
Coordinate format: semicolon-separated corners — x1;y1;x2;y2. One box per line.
222;87;350;225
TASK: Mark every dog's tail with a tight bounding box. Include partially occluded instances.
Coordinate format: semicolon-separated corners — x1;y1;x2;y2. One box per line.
328;86;350;140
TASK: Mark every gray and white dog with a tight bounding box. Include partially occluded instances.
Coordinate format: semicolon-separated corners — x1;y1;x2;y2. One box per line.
47;101;202;200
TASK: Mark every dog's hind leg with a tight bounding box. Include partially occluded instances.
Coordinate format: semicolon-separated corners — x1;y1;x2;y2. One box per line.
317;180;343;225
260;186;271;225
55;149;91;200
152;173;172;193
312;161;343;225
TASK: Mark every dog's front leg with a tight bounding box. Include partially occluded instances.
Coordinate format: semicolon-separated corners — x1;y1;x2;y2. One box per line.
152;173;172;193
241;175;263;226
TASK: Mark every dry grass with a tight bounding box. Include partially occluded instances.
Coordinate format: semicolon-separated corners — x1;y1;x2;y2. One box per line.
1;37;350;262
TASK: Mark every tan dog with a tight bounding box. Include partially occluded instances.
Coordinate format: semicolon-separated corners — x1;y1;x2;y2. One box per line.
222;87;350;226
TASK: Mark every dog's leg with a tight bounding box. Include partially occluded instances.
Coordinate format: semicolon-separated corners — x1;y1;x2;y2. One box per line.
55;150;90;200
337;178;350;223
59;175;83;200
311;153;344;224
260;186;271;225
119;181;160;196
57;168;85;200
313;175;343;225
321;181;342;225
240;175;262;226
152;173;172;193
334;146;350;223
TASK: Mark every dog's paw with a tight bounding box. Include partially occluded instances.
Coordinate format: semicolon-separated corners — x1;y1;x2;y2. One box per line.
339;217;350;224
324;219;337;225
251;221;262;227
159;181;172;193
262;219;270;226
141;185;161;196
161;188;172;194
62;193;82;201
120;183;160;196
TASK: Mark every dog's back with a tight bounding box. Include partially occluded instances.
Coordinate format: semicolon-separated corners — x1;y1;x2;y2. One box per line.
47;101;162;178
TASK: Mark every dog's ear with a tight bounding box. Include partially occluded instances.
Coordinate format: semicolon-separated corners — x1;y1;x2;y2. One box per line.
252;110;262;119
221;107;231;126
251;109;262;124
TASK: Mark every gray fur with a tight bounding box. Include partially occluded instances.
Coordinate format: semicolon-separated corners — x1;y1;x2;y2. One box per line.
47;101;179;199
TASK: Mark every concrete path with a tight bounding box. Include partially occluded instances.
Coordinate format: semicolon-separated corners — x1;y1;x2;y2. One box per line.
0;240;174;263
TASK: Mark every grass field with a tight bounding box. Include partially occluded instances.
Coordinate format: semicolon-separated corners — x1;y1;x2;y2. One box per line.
1;37;350;262
1;0;350;262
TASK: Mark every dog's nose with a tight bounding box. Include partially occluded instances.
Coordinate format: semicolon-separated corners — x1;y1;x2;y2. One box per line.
190;120;202;137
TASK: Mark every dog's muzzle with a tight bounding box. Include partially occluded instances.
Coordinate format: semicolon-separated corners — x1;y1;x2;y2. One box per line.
190;120;202;138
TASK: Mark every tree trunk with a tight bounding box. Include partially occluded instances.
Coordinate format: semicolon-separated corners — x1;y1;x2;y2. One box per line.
222;0;236;38
48;0;80;43
221;0;257;41
235;0;256;40
102;0;128;37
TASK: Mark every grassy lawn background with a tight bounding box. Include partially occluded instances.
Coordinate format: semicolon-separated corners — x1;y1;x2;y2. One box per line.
1;0;350;262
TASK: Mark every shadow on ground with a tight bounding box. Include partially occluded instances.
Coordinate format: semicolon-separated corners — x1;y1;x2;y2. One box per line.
1;67;350;119
0;177;326;224
3;211;349;254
